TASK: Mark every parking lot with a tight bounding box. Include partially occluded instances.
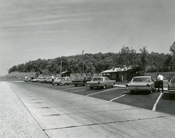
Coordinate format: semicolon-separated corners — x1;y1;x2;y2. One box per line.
15;81;175;116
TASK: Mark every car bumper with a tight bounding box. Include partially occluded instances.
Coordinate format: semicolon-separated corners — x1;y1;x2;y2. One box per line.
53;82;61;84
72;82;83;85
87;84;104;88
168;90;175;94
127;86;152;91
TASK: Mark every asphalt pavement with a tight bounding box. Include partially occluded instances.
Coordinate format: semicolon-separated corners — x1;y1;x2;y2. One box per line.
1;81;175;138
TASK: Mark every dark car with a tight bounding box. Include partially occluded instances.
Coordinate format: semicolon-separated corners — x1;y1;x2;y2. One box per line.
72;76;91;86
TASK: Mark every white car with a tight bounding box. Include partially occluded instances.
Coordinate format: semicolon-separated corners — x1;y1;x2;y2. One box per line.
52;77;72;85
86;76;115;89
126;76;155;94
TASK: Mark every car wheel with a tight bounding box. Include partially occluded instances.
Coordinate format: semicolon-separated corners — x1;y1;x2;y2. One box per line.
112;83;115;88
130;90;134;94
149;88;154;94
75;84;77;87
90;87;93;89
103;85;106;89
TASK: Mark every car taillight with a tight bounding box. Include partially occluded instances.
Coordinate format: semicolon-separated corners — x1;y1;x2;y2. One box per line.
147;84;150;87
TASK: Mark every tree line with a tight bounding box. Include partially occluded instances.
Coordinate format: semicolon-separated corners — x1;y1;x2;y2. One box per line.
8;44;175;75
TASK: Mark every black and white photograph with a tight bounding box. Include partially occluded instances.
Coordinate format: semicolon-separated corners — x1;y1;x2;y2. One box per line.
0;0;175;137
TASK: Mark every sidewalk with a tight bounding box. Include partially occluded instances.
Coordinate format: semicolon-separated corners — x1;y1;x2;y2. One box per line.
0;82;48;138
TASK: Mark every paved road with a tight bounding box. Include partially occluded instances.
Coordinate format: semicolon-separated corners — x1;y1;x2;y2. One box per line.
17;81;175;116
3;81;175;137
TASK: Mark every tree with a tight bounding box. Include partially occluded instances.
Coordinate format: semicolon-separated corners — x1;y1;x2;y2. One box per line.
170;42;175;55
139;47;148;72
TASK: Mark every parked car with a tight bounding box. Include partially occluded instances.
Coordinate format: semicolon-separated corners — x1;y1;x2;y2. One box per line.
52;77;72;85
168;76;175;94
86;76;115;89
72;76;91;86
126;76;155;94
38;77;46;83
46;77;53;84
31;77;39;82
24;76;29;82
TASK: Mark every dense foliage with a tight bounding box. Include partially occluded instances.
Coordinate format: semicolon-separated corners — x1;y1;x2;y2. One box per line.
8;46;175;75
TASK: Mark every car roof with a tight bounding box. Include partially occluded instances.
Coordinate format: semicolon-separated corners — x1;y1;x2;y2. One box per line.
133;76;151;78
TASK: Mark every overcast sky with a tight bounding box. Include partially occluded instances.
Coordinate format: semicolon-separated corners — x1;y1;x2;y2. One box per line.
0;0;175;75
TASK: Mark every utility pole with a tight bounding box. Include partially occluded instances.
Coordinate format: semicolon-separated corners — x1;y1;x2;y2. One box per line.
82;50;84;74
60;58;62;76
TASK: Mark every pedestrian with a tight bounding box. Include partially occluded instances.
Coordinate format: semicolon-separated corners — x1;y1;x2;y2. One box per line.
52;75;55;83
157;73;164;92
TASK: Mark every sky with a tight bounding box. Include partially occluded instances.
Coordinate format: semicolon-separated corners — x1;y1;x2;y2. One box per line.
0;0;175;75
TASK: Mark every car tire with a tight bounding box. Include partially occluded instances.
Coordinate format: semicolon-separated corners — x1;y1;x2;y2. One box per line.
112;83;115;88
75;84;77;87
130;90;134;94
90;87;93;89
103;85;106;89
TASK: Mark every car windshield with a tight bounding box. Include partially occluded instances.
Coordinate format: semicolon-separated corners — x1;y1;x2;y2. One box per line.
92;78;103;81
132;78;150;82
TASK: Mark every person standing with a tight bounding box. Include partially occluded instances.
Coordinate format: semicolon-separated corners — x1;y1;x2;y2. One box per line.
157;73;164;92
51;75;55;83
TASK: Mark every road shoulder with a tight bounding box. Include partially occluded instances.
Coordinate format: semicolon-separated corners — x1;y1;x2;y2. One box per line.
0;82;48;138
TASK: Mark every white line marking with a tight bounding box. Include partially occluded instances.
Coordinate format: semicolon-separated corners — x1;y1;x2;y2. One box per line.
71;89;86;93
110;94;126;102
152;92;163;111
62;86;85;91
86;88;118;96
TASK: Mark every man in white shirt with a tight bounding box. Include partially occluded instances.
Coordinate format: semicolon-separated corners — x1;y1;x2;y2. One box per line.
52;75;55;83
157;74;164;92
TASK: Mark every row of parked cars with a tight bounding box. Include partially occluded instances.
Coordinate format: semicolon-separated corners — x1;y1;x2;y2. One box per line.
24;75;116;89
24;75;175;93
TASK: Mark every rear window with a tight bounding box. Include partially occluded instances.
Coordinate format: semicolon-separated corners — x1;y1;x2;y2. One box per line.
132;78;150;82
